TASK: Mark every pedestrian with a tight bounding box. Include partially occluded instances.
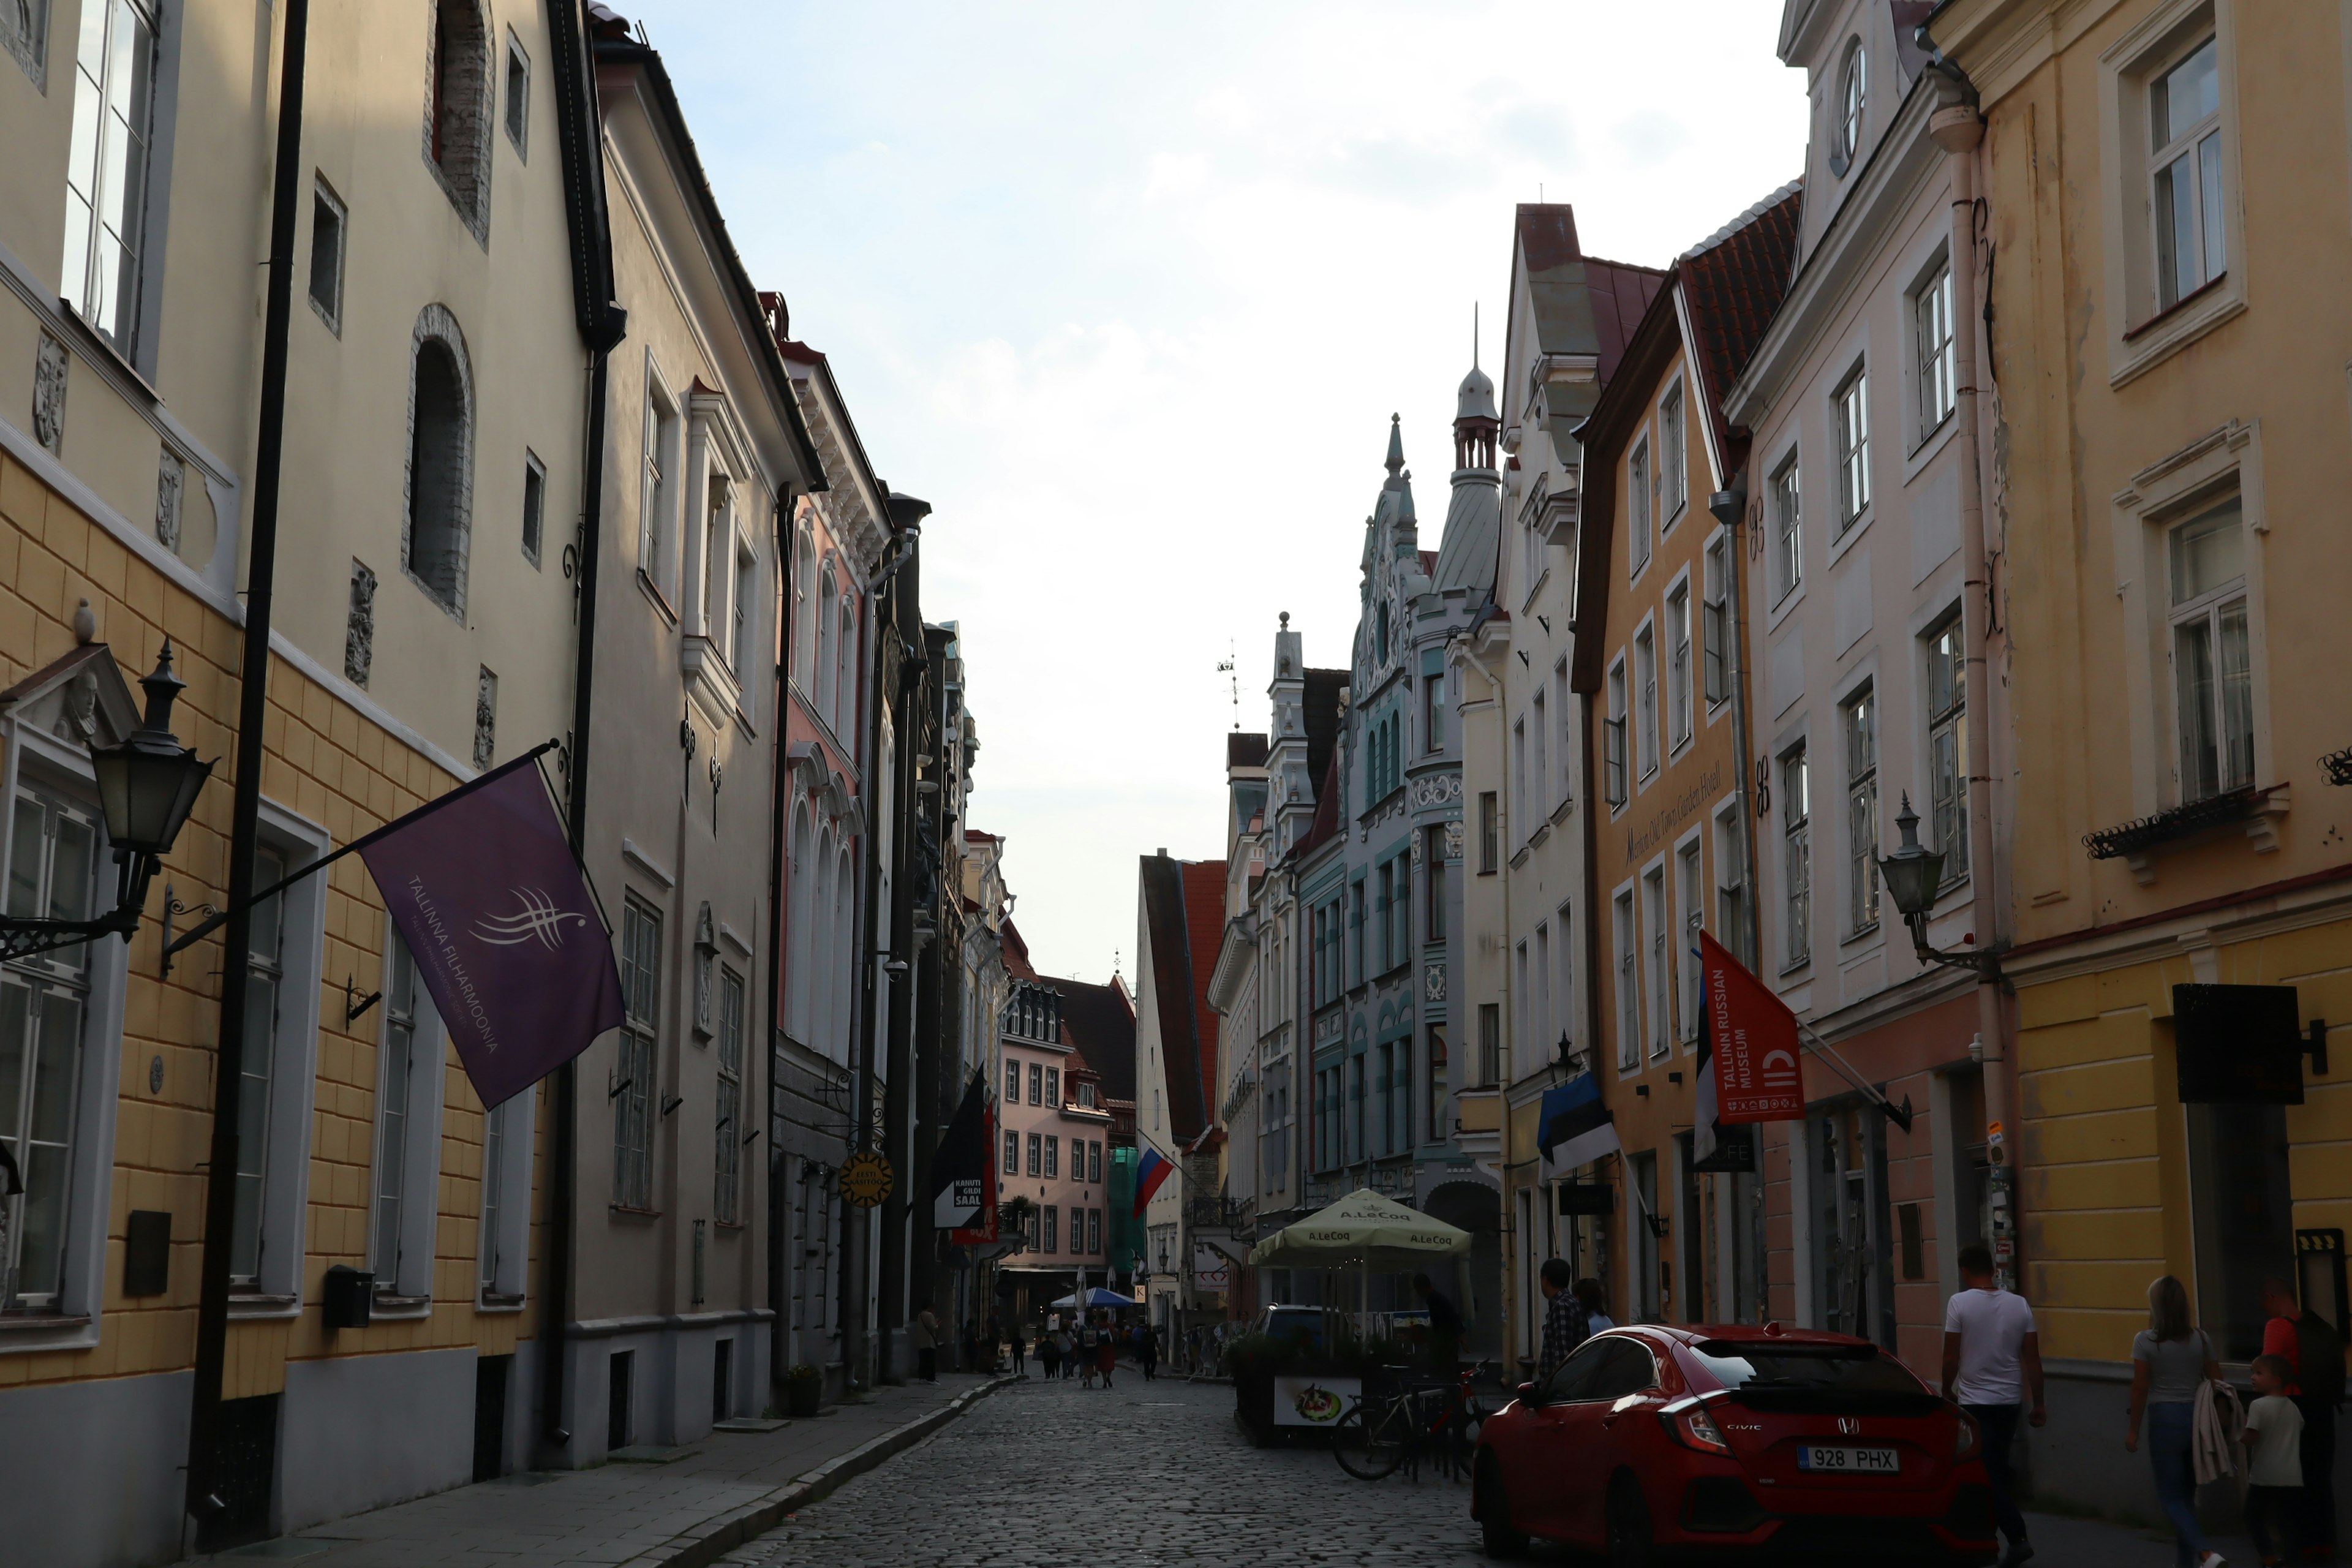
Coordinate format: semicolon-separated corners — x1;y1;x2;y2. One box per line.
2263;1274;2345;1559
1097;1314;1118;1388
1537;1257;1589;1384
912;1302;941;1383
1009;1322;1027;1376
2127;1273;2225;1568
1941;1242;2045;1568
1573;1278;1613;1333
1038;1324;1060;1381
1137;1322;1158;1381
2245;1352;2308;1566
1057;1324;1076;1379
1413;1272;1464;1374
1078;1317;1099;1388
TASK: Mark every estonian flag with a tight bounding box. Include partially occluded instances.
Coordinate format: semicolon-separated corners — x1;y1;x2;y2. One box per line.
1133;1147;1174;1218
1538;1072;1621;1175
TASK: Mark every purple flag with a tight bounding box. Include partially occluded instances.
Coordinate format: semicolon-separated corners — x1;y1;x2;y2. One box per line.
360;761;623;1109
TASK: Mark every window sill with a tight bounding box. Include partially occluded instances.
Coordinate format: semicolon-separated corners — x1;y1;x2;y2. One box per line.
1826;510;1872;568
371;1293;433;1320
638;568;679;626
2111;273;2244;390
1777;957;1812;979
228;1292;301;1321
55;301;161;405
609;1205;663;1221
1550;796;1576;827
477;1292;527;1313
0;1312;91;1333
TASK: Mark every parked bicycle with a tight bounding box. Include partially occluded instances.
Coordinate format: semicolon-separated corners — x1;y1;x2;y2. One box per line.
1333;1359;1499;1482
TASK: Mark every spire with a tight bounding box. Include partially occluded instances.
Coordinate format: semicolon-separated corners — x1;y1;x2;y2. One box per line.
1455;308;1499;469
1384;413;1405;479
1473;301;1480;371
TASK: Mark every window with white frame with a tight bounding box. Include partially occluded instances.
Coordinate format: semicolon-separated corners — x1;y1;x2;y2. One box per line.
1553;658;1573;805
1629;437;1653;576
1834;37;1866;175
1667;581;1693;751
1771;454;1803;601
1703;538;1730;706
1044;1134;1058;1180
230;850;287;1287
374;933;444;1297
309;176;347;334
1635;624;1659;781
480;1096;508;1290
1659;383;1687;524
1026;1133;1041;1177
1045;1065;1060;1106
1553;901;1575;1058
1676;839;1703;1043
1915;262;1956;435
1925;616;1969;883
0;786;101;1313
1714;802;1752;967
1002;1128;1017;1174
1532;921;1551;1063
1834;367;1871;529
1642;866;1670;1059
1605;658;1629;808
2166;492;2253;801
61;0;158;355
613;897;660;1211
1781;745;1811;970
1514;940;1530;1069
641;374;679;599
715;967;744;1224
1844;687;1880;933
1612;892;1638;1070
2150;34;2224;311
502;29;530;156
1005;1057;1019;1104
1531;689;1548;815
1512;718;1528;828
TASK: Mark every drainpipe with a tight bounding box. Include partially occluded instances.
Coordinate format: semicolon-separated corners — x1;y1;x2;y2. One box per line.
763;491;791;1401
184;0;307;1540
1927;96;2016;1284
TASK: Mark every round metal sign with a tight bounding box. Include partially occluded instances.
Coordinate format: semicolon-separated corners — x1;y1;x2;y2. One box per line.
840;1151;894;1209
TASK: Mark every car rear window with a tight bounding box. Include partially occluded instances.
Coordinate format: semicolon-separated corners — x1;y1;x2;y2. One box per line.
1690;1342;1939;1412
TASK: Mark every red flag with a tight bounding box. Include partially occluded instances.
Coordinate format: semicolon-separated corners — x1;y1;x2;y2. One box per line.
1699;930;1806;1122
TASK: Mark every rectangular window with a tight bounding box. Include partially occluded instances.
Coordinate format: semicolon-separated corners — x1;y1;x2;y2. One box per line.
1629;437;1653;575
1643;867;1669;1060
1376;862;1394;974
1613;890;1640;1070
1043;1205;1058;1254
1027;1133;1041;1177
60;0;157;353
1834;368;1871;528
731;537;755;679
715;967;744;1224
1782;747;1812;970
1044;1066;1059;1107
2150;36;2225;311
1349;879;1365;986
1606;659;1629;807
1532;689;1548;815
1423;671;1444;754
2168;495;2253;802
481;1098;510;1290
1005;1058;1020;1104
1716;804;1752;967
1844;687;1880;933
1044;1134;1059;1180
1554;658;1574;806
1676;841;1703;1043
1667;582;1693;751
1635;625;1659;781
1512;719;1528;831
308;177;346;332
1703;537;1730;706
1087;1207;1101;1256
1349;1056;1365;1164
613;899;661;1211
1424;826;1447;942
1772;455;1803;601
376;933;442;1291
502;32;530;155
1659;383;1687;522
1478;792;1498;874
0;786;100;1311
1090;1140;1102;1185
1477;1003;1501;1086
1532;922;1551;1065
641;379;678;595
1029;1061;1042;1104
227;849;292;1286
521;451;546;568
1513;941;1529;1069
1003;1128;1017;1174
1925;616;1970;880
1916;262;1956;433
1393;854;1410;968
1555;902;1575;1061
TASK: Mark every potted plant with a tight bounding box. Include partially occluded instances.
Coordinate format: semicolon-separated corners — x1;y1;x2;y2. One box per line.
785;1362;822;1418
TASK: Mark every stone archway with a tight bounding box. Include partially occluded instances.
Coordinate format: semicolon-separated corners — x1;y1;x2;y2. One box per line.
1425;1178;1503;1358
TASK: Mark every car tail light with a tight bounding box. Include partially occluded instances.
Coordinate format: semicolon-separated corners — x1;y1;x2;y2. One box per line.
1953;1411;1980;1461
1662;1402;1731;1455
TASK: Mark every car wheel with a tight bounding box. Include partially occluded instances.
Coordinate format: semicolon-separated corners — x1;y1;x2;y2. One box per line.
1605;1473;1653;1568
1475;1452;1528;1559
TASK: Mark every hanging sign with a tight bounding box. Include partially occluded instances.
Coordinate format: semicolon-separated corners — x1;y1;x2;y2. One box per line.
841;1151;894;1208
1700;932;1806;1122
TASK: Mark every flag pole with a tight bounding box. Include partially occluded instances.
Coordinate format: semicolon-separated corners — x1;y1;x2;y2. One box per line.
1795;1018;1913;1131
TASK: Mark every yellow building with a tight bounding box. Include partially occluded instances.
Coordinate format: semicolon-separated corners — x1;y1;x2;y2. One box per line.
1937;0;2352;1520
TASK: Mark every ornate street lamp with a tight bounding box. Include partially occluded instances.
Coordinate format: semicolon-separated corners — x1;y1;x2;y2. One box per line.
1877;792;2003;981
1;643;213;962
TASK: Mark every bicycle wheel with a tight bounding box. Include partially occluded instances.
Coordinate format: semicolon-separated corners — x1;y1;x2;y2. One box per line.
1333;1401;1410;1480
1448;1404;1486;1480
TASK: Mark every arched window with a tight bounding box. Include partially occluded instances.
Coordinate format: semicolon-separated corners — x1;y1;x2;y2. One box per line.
793;526;816;686
832;844;854;1059
834;595;856;744
809;827;835;1059
814;562;837;723
786;802;813;1042
424;0;492;239
1833;39;1866;177
404;305;473;615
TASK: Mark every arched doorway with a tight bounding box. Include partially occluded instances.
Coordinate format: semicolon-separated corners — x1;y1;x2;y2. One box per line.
1424;1180;1502;1358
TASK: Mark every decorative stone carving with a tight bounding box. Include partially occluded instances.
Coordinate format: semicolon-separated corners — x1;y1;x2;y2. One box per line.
1410;772;1463;809
156;450;184;552
1444;820;1463;862
1;0;45;89
473;665;497;769
345;560;377;685
1424;962;1446;1003
32;331;67;454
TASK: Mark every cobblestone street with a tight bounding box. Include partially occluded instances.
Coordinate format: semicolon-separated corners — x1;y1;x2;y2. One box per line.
728;1374;1489;1567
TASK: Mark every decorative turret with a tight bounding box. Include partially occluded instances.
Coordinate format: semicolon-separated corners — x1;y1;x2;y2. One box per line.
1268;611;1314;855
1454;311;1499;473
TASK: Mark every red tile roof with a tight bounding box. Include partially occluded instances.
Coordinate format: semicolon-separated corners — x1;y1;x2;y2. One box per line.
1517;203;1581;273
1586;260;1671;390
1679;186;1803;461
1181;859;1227;1122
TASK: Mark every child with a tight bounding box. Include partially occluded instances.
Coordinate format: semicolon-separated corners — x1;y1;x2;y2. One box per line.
2245;1352;2307;1564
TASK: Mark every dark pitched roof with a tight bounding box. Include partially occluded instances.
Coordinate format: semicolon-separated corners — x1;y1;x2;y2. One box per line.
1297;749;1343;856
1180;860;1227;1123
1048;975;1137;1106
1227;732;1268;770
1303;668;1348;797
1517;203;1580;273
1139;855;1210;1140
1678;184;1803;461
1585;260;1672;388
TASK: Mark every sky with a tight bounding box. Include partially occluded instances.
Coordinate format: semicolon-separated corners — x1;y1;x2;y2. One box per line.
624;1;1812;985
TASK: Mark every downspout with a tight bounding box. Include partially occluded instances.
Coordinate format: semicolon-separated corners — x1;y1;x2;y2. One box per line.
1707;480;1760;968
763;492;790;1400
1926;86;2015;1284
185;0;307;1540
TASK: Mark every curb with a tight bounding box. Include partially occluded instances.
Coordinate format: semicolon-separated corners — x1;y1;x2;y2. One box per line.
627;1375;1020;1568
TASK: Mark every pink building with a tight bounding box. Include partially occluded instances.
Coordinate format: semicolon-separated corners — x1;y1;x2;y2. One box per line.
995;927;1120;1322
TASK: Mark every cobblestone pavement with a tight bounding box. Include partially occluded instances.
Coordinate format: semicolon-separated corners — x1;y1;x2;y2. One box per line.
728;1373;1491;1566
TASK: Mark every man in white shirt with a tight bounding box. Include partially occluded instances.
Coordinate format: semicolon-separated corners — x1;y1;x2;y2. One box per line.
1942;1243;2046;1568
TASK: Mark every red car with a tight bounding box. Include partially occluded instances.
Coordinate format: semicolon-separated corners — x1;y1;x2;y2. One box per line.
1472;1322;1998;1564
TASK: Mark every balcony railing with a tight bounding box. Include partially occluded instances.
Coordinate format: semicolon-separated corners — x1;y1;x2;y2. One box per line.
1186;1195;1252;1231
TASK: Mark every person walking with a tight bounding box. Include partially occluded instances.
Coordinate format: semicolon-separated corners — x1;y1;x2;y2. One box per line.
912;1303;941;1383
2127;1274;2226;1568
1078;1317;1100;1389
1096;1314;1118;1388
2245;1352;2307;1566
1137;1321;1159;1381
2263;1275;2345;1561
1056;1323;1076;1379
1537;1258;1589;1384
1038;1322;1060;1381
1942;1243;2046;1568
1009;1321;1027;1377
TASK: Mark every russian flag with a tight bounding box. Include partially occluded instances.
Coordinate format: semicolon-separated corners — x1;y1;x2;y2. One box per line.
1133;1147;1174;1218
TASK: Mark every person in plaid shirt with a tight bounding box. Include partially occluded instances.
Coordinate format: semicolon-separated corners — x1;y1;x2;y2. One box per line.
1538;1257;1589;1381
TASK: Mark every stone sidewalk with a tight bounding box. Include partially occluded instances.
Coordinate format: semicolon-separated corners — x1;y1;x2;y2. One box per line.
189;1373;1017;1568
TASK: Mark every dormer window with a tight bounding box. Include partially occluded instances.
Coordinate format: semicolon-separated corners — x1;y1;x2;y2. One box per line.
1831;39;1866;178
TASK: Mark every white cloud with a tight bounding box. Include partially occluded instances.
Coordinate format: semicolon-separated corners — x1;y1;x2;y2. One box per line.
624;1;1807;981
